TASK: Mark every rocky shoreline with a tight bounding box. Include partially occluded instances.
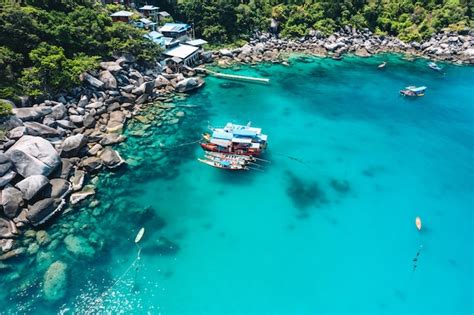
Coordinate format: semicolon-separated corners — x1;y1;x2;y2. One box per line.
0;55;205;262
214;29;474;65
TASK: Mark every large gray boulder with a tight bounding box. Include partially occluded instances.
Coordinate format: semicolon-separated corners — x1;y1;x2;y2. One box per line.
99;70;117;90
219;48;233;57
48;178;72;199
324;42;346;51
24;122;60;137
15;175;50;201
175;77;205;93
106;111;125;133
43;261;68;301
100;61;122;72
100;133;126;146
81;156;102;171
5;135;61;177
99;147;124;168
154;75;170;88
0;153;12;177
56;120;77;129
82;73;104;89
12;107;45;121
1;186;24;219
7;126;26;140
0;170;16;188
0;218;17;239
27;198;65;226
60;134;87;157
83;113;95;128
132;81;154;96
50;103;67;120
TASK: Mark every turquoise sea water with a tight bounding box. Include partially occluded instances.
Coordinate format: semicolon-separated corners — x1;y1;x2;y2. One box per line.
2;55;473;314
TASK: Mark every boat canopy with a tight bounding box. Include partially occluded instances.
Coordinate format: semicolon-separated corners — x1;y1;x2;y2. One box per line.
224;123;262;135
251;143;261;149
407;86;427;92
212;130;233;140
233;129;258;137
210;139;231;147
232;138;252;144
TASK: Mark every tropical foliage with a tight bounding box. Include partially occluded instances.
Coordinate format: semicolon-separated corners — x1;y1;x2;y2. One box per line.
0;1;161;97
174;0;471;42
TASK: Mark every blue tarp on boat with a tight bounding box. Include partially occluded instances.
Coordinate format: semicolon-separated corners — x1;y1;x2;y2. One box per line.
233;129;257;137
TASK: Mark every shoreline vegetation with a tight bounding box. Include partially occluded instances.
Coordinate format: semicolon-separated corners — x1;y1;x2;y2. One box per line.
0;0;473;306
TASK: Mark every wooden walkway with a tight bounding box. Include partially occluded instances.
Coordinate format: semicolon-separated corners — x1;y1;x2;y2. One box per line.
194;67;270;83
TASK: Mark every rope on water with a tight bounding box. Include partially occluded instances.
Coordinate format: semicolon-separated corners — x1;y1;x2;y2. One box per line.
160;138;202;150
86;230;145;314
272;152;312;168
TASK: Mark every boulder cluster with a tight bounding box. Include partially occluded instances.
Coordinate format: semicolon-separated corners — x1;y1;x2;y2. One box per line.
0;55;205;259
215;28;474;64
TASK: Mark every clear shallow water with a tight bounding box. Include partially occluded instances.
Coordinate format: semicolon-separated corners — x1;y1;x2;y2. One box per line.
2;55;473;314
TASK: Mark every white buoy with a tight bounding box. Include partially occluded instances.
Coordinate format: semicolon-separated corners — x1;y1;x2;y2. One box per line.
135;228;145;244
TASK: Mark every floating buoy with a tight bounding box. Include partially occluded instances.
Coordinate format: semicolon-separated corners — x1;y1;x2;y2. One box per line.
135;227;145;243
415;217;422;231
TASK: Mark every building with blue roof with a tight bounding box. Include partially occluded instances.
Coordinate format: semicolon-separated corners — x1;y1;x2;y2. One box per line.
159;23;191;40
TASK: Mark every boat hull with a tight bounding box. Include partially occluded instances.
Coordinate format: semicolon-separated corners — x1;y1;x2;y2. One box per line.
200;143;263;156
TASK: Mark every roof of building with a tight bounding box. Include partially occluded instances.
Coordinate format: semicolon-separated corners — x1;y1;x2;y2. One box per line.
145;31;163;39
139;5;159;10
110;10;134;17
185;39;208;47
170;57;183;63
163;37;179;46
139;18;153;24
160;23;190;33
159;11;170;17
163;44;198;59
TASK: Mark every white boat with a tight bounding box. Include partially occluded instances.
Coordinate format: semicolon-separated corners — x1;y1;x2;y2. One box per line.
428;62;442;71
378;61;387;68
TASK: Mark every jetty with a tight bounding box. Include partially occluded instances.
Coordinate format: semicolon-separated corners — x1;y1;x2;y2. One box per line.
194;67;270;83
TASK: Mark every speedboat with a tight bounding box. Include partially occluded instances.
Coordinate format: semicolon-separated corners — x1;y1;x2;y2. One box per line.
428;62;442;71
415;216;422;231
400;86;427;97
378;61;387;69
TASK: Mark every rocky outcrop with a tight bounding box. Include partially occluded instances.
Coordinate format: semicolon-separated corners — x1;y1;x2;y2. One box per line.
100;61;122;72
15;175;50;201
1;186;23;219
12;107;49;121
99;147;124;169
60;134;87;158
0;153;14;188
48;178;72;199
0;217;18;238
43;261;68;301
175;77;205;93
6;136;61;177
99;70;117;90
81;72;104;89
27;198;65;226
24;122;61;137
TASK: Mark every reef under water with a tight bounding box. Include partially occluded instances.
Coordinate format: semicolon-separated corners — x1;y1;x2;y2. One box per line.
1;55;473;314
